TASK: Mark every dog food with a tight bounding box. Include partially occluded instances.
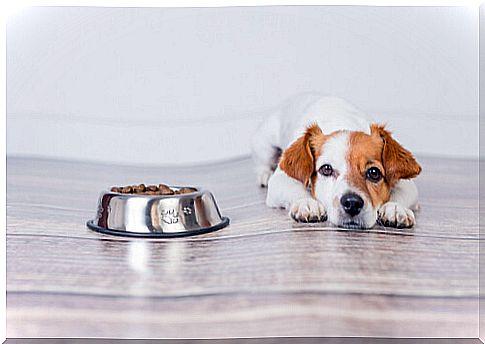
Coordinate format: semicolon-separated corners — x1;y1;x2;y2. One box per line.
110;184;196;195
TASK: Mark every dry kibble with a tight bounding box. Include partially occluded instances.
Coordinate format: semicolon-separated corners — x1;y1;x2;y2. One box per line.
159;184;174;195
179;187;196;194
121;186;133;193
110;184;196;196
146;185;158;192
133;184;146;193
145;191;159;195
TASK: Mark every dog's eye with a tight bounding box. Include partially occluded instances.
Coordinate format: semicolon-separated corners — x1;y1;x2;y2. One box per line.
319;164;333;177
366;167;383;182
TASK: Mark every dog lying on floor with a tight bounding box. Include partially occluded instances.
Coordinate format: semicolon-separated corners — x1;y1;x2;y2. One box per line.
251;94;422;229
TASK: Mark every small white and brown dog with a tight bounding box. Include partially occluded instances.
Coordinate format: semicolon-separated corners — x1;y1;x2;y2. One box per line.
251;94;422;229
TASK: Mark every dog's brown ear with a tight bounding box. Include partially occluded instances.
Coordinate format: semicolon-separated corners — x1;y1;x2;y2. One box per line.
370;124;421;186
279;124;323;187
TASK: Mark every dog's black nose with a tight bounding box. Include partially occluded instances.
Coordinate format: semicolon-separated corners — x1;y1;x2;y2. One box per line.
340;193;364;217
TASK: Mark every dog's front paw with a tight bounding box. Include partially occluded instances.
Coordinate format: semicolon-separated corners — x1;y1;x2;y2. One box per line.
377;202;415;229
289;198;327;223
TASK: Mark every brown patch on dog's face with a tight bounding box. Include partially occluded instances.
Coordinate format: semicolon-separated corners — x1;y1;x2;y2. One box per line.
347;131;391;208
347;125;422;208
370;124;422;186
279;124;326;188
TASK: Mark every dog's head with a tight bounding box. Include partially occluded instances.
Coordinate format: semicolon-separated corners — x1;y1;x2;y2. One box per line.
279;124;421;229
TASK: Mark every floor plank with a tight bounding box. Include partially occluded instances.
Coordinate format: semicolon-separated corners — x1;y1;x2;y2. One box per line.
7;292;477;338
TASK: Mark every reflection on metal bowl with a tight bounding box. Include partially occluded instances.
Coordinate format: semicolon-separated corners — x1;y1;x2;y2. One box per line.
86;186;229;238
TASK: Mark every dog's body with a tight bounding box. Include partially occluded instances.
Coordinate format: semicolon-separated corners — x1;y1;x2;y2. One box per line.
251;94;421;229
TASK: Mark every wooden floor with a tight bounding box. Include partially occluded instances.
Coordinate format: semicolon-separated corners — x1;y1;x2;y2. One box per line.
6;156;479;338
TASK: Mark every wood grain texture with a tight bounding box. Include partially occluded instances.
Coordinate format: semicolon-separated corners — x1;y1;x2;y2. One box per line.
6;156;479;338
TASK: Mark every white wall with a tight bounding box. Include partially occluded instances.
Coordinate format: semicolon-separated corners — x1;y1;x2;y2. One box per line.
7;6;478;165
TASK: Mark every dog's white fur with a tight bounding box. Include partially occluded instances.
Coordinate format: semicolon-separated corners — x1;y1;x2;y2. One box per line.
251;94;420;229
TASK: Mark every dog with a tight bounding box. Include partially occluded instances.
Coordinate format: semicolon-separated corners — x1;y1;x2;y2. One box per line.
251;94;422;229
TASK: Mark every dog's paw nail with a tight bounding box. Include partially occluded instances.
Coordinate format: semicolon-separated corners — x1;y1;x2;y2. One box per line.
307;215;320;223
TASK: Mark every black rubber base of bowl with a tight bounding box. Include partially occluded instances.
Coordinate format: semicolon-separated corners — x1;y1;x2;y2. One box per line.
86;217;230;238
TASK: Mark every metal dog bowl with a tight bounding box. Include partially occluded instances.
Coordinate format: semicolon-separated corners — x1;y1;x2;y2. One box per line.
86;186;229;238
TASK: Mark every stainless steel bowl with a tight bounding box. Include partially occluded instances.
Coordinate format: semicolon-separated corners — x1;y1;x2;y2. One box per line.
86;186;229;237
